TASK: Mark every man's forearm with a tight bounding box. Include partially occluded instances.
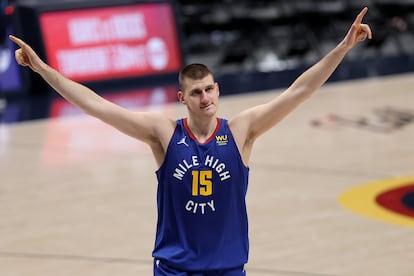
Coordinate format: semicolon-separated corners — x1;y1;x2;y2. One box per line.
290;41;349;97
38;63;104;116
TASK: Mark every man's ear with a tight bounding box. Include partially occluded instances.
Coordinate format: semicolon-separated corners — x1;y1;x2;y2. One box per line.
177;90;185;104
215;82;220;96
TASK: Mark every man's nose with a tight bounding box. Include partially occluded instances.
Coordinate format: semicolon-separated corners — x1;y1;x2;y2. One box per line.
200;91;209;101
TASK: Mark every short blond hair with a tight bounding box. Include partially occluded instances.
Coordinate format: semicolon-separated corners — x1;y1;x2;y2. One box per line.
178;63;214;91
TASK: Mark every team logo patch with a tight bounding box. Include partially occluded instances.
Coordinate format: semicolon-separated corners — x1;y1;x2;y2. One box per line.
339;176;414;228
177;136;189;147
215;135;228;146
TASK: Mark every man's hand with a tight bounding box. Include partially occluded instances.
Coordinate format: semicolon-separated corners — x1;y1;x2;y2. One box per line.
9;35;45;73
342;7;372;50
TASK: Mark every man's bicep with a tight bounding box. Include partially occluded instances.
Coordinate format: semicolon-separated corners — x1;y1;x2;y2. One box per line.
236;95;292;139
98;103;171;144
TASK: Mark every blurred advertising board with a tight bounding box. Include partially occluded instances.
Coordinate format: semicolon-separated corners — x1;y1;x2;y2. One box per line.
13;0;184;92
39;2;183;83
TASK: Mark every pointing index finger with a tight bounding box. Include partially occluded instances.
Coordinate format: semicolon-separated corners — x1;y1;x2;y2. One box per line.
354;7;368;25
9;35;25;47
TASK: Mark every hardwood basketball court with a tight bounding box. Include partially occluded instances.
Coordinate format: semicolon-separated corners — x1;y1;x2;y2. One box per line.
1;73;414;275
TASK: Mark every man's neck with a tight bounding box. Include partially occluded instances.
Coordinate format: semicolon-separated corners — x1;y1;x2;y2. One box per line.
186;116;218;143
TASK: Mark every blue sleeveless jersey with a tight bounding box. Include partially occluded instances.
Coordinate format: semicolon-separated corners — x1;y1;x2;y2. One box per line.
153;118;249;271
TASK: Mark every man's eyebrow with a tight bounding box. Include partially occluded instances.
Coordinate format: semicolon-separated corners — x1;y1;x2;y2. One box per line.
189;84;214;93
190;88;202;93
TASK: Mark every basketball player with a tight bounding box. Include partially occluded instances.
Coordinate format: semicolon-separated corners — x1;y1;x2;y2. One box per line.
9;7;371;276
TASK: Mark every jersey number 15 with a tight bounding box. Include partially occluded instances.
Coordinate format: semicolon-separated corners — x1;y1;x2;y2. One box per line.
192;170;213;196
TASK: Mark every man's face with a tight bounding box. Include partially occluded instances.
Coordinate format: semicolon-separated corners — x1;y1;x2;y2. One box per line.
178;74;219;118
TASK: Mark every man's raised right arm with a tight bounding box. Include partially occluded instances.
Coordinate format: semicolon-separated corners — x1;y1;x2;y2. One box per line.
9;35;175;147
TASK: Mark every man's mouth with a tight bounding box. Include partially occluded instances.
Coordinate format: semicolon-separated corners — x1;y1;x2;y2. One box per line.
201;104;212;110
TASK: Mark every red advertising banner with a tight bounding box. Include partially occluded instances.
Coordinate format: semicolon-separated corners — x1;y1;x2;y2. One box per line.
39;3;183;82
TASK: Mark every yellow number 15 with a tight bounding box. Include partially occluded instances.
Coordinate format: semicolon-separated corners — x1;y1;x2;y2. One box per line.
192;170;212;196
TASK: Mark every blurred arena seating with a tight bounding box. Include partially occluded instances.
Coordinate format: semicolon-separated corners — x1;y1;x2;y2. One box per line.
177;0;414;74
4;0;414;86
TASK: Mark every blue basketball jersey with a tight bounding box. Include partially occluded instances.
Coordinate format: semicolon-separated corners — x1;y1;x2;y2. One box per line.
153;118;249;271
